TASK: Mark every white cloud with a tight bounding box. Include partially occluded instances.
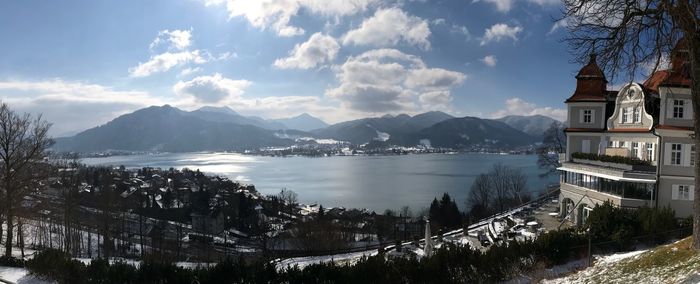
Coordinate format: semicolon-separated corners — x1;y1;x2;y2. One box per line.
451;24;471;41
129;50;208;77
0;79;164;136
528;0;561;6
475;0;560;12
326;48;465;113
492;98;566;121
210;0;379;37
419;91;452;109
548;18;568;34
173;73;252;103
217;51;237;60
179;67;203;77
431;18;446;26
274;33;340;69
476;0;513;12
481;55;497;67
149;29;193;51
342;7;431;50
480;23;523;45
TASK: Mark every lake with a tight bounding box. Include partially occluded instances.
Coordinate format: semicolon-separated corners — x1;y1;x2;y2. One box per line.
81;153;558;212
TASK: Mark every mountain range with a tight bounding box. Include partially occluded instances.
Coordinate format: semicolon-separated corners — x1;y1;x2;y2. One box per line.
52;105;559;152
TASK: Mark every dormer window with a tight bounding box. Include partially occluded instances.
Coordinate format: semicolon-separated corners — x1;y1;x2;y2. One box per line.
581;109;593;124
673;99;685;118
621;107;633;123
634;107;642;123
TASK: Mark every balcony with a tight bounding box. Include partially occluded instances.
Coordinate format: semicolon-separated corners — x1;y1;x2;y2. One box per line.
604;147;629;157
559;153;656;208
569;152;655;173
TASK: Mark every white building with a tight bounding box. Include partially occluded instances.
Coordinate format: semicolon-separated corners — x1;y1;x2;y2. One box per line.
559;39;695;225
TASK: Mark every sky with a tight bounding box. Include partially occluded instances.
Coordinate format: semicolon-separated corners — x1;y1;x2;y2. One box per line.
0;0;594;136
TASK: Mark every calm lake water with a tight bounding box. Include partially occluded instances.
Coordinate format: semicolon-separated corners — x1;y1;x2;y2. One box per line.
81;153;558;212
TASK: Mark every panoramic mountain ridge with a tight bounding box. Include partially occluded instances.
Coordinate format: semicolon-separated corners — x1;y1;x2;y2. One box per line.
52;106;544;152
496;114;560;138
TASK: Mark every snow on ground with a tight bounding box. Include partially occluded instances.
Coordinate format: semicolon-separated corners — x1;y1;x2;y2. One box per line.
0;266;51;284
542;238;699;284
374;131;390;141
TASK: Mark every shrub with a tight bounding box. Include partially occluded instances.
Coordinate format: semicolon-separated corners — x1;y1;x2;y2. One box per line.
534;228;586;265
0;256;25;267
26;249;86;284
586;202;682;249
571;152;651;166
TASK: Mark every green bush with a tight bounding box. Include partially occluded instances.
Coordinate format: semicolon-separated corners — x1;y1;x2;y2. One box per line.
586;201;683;249
26;249;86;284
571;152;652;166
534;228;586;265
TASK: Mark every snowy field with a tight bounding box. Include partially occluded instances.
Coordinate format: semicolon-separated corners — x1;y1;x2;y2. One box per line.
0;266;51;284
543;238;700;284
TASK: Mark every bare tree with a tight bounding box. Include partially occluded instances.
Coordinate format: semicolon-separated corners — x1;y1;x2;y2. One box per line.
277;188;298;215
466;173;492;218
0;102;52;257
562;0;700;248
537;122;566;177
466;164;529;219
400;206;412;218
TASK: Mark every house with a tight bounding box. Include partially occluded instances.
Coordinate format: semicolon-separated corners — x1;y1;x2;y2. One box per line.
559;39;695;225
191;209;225;235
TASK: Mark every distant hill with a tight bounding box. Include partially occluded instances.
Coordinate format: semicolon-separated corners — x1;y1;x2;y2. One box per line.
403;111;455;130
272;113;328;132
496;115;559;139
190;106;287;130
311;111;455;144
53;105;295;152
393;116;537;148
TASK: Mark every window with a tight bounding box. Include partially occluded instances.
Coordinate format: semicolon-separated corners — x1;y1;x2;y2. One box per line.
692;145;696;166
582;109;592;123
632;142;640;158
561;170;655;200
671;143;683;165
622;108;630;123
634;107;642;123
646;143;654;161
582;140;591;153
673;99;685;118
674;185;692;200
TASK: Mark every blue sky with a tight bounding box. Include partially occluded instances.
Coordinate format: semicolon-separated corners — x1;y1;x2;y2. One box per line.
0;0;590;136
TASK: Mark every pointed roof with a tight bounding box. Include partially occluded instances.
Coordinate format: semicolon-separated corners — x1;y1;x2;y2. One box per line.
576;53;607;79
644;38;691;91
566;53;609;103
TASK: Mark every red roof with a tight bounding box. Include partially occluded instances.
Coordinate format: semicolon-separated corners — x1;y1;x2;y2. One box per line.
644;39;691;89
643;70;670;92
566;54;608;103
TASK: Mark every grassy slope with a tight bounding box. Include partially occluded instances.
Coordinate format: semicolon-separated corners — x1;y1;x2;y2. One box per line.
545;237;700;283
